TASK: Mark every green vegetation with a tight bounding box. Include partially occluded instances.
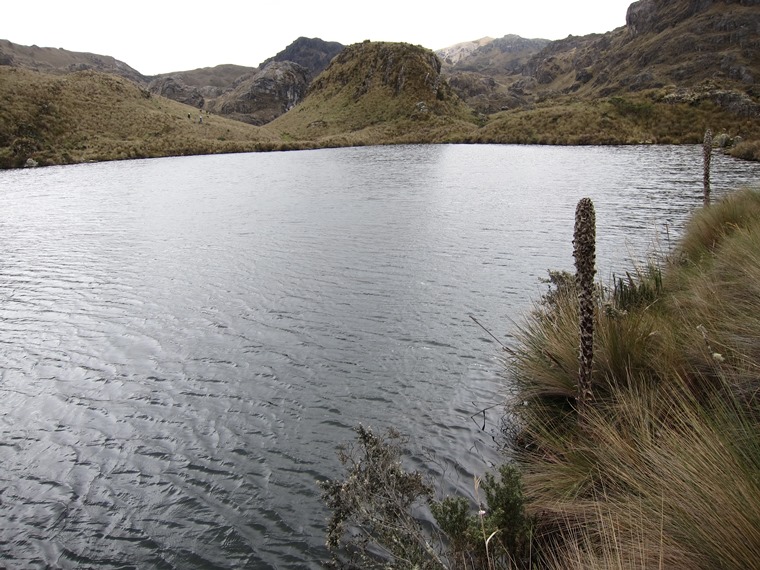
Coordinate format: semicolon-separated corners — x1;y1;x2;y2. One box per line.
0;66;282;168
322;189;760;569
269;41;479;146
2;39;759;167
466;91;760;146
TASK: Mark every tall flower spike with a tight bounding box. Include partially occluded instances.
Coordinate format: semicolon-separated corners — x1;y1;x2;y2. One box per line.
573;197;596;419
703;128;713;207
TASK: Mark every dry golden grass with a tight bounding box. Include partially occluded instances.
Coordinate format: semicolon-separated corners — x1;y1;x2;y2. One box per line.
510;189;760;569
468;93;760;146
0;66;281;167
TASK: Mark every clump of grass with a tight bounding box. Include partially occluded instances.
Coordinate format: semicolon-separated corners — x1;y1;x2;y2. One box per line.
727;139;760;162
675;187;760;263
509;188;760;569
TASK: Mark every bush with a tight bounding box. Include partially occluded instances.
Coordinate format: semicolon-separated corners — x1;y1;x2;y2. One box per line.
320;426;535;569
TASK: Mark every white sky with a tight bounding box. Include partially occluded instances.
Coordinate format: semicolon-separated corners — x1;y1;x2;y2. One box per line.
2;1;635;76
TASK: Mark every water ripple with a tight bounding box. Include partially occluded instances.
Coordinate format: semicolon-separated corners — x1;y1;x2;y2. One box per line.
0;145;758;567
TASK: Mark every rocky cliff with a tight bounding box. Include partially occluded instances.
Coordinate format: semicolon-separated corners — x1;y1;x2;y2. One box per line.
208;61;311;125
259;36;344;80
148;77;205;108
269;41;475;142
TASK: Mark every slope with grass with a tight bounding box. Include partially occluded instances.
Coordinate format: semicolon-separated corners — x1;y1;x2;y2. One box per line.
268;41;480;146
510;189;760;569
0;66;282;168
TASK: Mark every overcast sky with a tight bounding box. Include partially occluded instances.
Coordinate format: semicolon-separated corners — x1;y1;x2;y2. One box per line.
2;1;635;75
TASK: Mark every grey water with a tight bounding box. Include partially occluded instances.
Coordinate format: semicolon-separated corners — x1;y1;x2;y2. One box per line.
0;144;758;569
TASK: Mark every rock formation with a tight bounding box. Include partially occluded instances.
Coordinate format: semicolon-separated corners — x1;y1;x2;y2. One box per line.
148;77;205;108
209;61;310;125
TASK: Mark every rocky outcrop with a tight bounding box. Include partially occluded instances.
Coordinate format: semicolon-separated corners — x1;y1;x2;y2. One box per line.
211;61;310;125
148;77;205;108
312;41;448;101
259;37;344;80
626;0;760;36
436;37;494;66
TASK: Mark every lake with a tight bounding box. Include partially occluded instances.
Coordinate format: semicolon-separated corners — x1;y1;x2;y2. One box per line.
0;144;758;568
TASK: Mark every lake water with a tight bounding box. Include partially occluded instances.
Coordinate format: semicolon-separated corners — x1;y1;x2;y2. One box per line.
0;144;758;568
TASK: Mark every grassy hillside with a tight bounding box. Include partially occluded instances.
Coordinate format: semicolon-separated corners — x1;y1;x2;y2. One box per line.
467;88;760;145
0;66;282;168
268;41;479;146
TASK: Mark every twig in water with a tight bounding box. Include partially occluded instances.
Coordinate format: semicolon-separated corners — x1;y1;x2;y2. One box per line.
469;315;513;354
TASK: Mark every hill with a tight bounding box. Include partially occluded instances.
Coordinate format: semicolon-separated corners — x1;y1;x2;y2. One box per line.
268;41;478;146
0;38;146;83
445;0;760;146
0;66;280;168
3;0;760;167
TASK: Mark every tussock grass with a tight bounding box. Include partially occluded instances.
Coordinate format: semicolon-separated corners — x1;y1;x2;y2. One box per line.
0;66;279;167
510;189;760;569
469;93;760;146
728;140;760;162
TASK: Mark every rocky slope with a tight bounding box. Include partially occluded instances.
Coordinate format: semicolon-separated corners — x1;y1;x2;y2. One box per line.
269;41;477;143
207;61;312;125
441;0;759;118
259;36;344;79
0;39;146;83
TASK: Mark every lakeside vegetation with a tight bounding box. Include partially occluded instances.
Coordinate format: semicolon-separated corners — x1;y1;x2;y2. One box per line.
2;58;759;169
321;188;760;569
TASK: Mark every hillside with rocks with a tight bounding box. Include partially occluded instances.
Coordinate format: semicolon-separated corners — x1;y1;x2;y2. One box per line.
268;41;478;144
2;0;760;167
444;0;759;114
0;39;146;83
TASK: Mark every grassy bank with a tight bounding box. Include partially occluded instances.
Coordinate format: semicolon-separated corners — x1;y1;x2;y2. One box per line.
321;188;760;569
510;187;760;568
0;67;283;168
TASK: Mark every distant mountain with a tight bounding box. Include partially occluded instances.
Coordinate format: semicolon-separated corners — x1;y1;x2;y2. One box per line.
436;0;759;118
207;61;311;125
0;38;146;83
439;35;550;74
150;64;255;98
150;37;344;125
437;35;551;113
436;37;495;66
517;0;760;99
259;36;344;79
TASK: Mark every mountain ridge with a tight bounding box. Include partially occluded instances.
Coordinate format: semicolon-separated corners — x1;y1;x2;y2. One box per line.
2;0;760;167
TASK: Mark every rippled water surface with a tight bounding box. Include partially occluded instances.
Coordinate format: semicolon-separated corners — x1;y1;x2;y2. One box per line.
1;145;758;568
